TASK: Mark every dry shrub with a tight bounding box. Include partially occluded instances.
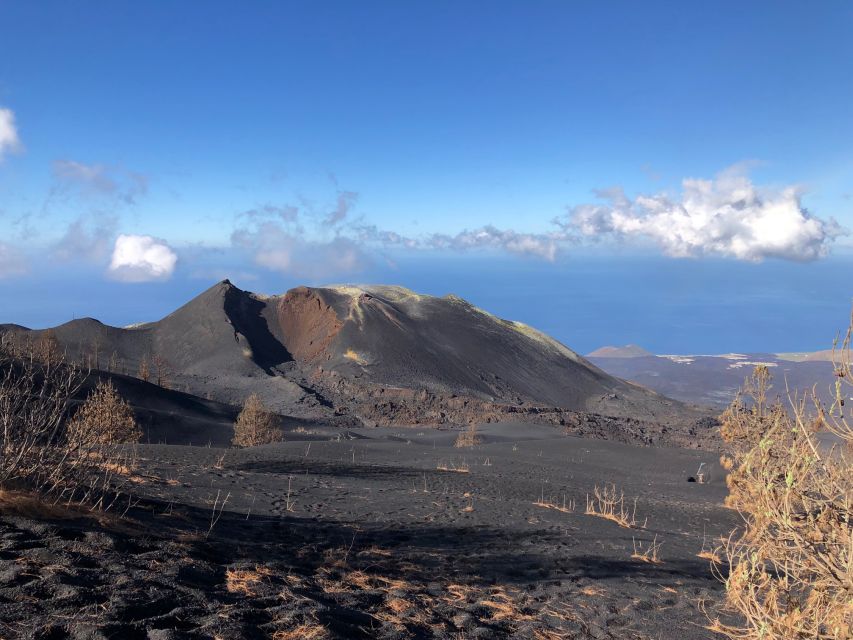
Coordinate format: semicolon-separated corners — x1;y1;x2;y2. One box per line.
232;393;282;447
138;354;151;383
454;422;482;447
68;379;141;445
0;335;135;508
584;483;645;528
711;341;853;638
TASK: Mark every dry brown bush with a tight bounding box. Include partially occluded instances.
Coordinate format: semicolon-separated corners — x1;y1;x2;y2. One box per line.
454;422;482;447
232;393;282;447
711;322;853;638
151;354;171;389
138;354;151;383
67;379;141;445
0;334;136;508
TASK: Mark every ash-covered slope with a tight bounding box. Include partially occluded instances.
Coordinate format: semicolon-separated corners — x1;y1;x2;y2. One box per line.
1;281;711;443
260;285;688;421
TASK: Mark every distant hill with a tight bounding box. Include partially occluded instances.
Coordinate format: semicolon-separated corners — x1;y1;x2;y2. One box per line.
775;349;845;363
587;345;654;358
589;352;842;409
0;280;714;447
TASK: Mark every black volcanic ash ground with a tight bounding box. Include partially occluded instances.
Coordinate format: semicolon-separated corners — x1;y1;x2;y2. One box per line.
0;423;733;639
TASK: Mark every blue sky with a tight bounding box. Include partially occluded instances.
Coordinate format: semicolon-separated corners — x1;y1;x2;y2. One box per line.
0;2;852;352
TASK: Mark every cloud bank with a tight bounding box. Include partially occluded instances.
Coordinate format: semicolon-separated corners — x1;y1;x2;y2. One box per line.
232;168;843;280
424;226;565;261
0;108;21;161
108;235;178;282
566;168;843;262
231;185;567;279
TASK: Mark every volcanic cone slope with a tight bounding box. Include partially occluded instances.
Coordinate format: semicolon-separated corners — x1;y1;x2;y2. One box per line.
2;281;705;437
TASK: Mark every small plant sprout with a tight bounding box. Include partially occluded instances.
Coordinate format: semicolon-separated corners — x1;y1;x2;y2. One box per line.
285;476;296;512
206;489;231;539
697;529;721;564
632;535;663;564
461;493;474;512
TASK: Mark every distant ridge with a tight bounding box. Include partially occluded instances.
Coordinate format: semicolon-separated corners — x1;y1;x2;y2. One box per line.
587;344;654;358
775;349;844;363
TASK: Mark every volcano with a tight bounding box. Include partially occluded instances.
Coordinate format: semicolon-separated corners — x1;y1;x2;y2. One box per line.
1;281;713;446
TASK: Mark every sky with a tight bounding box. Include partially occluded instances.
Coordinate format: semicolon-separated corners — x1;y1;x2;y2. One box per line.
0;1;852;353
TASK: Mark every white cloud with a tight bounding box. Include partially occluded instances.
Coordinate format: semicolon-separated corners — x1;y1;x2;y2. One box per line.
0;242;27;278
566;167;844;261
108;234;177;282
0;108;22;161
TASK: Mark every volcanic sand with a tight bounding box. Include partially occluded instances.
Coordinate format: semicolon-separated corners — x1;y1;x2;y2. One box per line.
0;421;736;639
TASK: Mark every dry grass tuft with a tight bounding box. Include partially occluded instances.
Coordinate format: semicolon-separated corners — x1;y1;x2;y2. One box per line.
386;597;412;614
478;586;536;622
534;492;575;514
343;348;367;365
225;565;274;596
436;460;469;473
698;533;722;564
343;570;373;590
697;549;722;563
631;535;663;564
444;583;475;605
357;545;393;558
0;489;84;520
532;629;576;640
272;624;328;640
